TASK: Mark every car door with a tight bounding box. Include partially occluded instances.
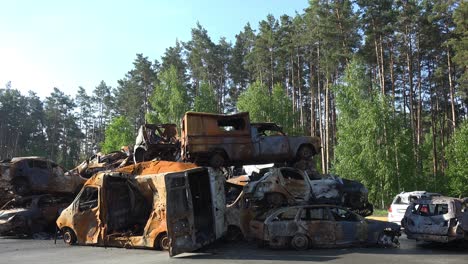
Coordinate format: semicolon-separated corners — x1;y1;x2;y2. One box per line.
280;168;311;202
72;186;101;244
165;170;216;257
330;207;366;245
28;160;51;190
296;207;335;246
258;132;289;161
265;207;300;240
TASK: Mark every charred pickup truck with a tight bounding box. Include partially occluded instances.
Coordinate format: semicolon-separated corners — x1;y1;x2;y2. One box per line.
181;112;321;167
401;196;468;243
56;161;226;257
0;157;86;196
134;124;180;163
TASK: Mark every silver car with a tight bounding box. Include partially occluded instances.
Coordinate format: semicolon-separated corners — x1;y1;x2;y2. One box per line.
387;191;440;225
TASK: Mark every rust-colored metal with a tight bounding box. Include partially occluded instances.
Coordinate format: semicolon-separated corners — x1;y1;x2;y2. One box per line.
402;196;468;243
134;124;180;163
180;112;321;167
0;157;86;198
249;204;400;250
56;161;223;256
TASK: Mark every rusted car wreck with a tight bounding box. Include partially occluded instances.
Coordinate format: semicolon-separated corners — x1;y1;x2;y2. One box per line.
56;161;226;256
134;124;180;163
0;194;72;236
243;167;373;216
181;112;321;167
0;157;86;196
401;196;468;243
249;204;400;250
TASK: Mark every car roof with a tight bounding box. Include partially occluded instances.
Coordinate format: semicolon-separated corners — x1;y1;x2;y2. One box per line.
414;196;462;204
10;156;50;163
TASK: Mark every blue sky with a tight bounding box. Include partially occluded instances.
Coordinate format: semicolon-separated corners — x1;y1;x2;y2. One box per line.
0;0;309;99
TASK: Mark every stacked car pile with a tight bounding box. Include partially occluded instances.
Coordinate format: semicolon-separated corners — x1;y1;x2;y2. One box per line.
0;157;82;236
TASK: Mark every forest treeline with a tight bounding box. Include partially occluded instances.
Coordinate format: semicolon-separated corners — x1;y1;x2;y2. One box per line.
0;0;467;206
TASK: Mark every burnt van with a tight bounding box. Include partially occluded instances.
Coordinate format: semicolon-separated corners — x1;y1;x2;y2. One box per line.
56;161;226;256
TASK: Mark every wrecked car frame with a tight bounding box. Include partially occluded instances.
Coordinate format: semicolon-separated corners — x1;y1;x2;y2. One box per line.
0;194;72;236
181;112;321;167
134;124;180;163
0;156;86;196
249;204;400;250
401;196;468;243
56;161;225;256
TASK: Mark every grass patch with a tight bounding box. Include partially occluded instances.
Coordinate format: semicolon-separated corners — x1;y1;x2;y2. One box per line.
372;209;388;217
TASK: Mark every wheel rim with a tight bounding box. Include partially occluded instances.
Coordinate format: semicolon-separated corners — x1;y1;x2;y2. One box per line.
160;236;169;251
63;232;72;244
300;147;312;159
292;235;308;250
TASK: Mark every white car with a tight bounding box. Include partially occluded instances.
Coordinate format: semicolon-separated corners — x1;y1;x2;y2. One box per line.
388;191;441;225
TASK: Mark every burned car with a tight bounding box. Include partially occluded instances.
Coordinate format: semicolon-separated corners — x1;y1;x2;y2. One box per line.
401;196;468;243
0;194;72;236
249;204;400;250
69;149;133;179
243;167;373;216
181;112;321;167
134;124;179;163
56;161;226;257
0;157;86;196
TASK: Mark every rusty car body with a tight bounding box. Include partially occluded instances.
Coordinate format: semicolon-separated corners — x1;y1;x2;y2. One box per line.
249;204;400;250
134;124;180;163
56;161;226;256
0;194;72;236
0;157;86;196
180;112;321;167
68;150;133;180
243;167;373;216
401;196;468;243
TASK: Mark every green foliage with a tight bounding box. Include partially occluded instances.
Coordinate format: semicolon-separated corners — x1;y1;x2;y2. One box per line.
147;65;189;126
446;120;468;197
237;81;271;122
237;81;297;134
333;59;415;208
194;82;218;113
101;116;134;154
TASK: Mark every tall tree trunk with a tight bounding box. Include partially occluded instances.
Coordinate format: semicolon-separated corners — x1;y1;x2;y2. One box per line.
447;48;456;130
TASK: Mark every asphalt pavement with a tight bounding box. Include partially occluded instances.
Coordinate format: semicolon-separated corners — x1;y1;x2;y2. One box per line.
0;235;467;264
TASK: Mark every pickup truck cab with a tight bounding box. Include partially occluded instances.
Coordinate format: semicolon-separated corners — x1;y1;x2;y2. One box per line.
181;112;321;167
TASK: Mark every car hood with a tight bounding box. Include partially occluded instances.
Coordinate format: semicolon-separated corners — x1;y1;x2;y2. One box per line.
366;219;400;231
0;208;28;220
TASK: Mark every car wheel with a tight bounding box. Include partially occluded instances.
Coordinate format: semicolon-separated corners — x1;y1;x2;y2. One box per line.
291;234;309;250
256;239;266;248
156;233;169;251
12;178;31;195
226;225;243;242
378;232;395;247
209;153;225;168
62;228;77;245
266;193;286;207
297;146;313;160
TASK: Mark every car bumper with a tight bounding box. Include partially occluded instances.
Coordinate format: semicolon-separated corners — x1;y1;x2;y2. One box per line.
405;233;461;243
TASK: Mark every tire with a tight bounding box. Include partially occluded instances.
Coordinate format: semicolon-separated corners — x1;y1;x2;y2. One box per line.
291;234;309;250
62;228;77;245
156;233;169;251
266;193;286;207
209;153;225;168
297;145;314;160
12;177;31;195
226;226;243;242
